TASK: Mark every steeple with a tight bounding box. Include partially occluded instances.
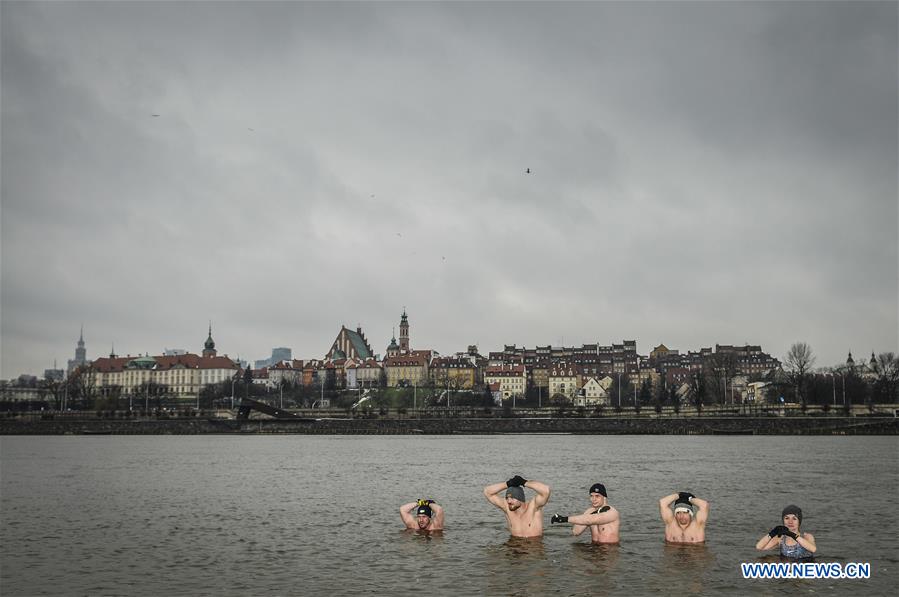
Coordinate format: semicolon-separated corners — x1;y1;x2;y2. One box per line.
386;327;400;357
110;343;117;359
203;322;217;357
399;308;410;352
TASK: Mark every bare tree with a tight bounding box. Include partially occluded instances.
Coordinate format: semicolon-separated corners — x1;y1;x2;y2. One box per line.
704;352;736;404
67;365;97;410
784;342;816;407
869;352;899;403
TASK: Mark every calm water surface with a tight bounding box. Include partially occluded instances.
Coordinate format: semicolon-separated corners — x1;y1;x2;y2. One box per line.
2;435;897;596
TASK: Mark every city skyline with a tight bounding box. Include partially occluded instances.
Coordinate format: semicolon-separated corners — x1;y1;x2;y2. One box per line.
2;2;897;378
34;316;879;379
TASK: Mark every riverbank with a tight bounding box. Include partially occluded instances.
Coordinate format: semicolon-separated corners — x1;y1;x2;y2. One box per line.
2;414;897;435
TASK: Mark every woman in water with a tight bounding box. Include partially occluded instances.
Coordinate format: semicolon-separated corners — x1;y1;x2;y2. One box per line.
755;505;817;558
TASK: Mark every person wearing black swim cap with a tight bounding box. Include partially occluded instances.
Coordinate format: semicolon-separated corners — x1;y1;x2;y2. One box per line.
659;491;709;543
755;505;816;558
549;482;620;544
400;498;444;531
483;474;551;538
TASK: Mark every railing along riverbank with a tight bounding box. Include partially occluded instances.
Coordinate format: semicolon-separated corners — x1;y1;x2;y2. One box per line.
1;404;897;435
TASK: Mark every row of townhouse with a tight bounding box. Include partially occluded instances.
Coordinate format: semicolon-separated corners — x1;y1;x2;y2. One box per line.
484;362;623;406
255;351;486;392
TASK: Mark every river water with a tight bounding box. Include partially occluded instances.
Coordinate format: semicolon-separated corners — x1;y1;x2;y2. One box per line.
1;435;897;596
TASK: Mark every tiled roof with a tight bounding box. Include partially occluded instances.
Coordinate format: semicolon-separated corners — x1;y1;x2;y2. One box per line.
345;328;373;359
91;353;238;372
383;354;428;367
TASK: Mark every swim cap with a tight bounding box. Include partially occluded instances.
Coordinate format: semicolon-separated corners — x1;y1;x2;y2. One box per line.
782;505;802;524
506;486;525;502
589;483;607;497
674;503;695;516
416;504;433;518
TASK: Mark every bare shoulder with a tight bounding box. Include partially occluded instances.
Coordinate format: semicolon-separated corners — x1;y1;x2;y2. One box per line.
802;532;815;540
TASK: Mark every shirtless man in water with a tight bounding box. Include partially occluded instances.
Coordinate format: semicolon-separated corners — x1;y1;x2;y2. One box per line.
483;475;551;538
399;499;444;531
659;491;709;544
549;482;620;544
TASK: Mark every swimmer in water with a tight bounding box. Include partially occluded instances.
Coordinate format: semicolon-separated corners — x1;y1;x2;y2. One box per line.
755;505;816;558
549;482;620;544
659;491;709;544
483;475;551;538
400;499;444;531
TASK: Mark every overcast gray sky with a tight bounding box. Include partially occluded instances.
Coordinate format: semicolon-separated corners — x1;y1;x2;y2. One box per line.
2;1;896;378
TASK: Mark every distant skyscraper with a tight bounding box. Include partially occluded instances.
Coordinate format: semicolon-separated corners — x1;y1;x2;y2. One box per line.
67;326;88;374
44;360;64;381
255;347;293;369
271;347;292;363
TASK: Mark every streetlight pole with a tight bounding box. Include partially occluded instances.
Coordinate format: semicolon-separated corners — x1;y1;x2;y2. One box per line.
231;375;236;410
837;372;845;407
829;372;836;407
617;372;621;409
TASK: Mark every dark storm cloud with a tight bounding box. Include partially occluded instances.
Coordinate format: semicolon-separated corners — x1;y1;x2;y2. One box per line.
1;1;895;377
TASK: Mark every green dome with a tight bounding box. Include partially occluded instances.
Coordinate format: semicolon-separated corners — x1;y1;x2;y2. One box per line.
126;356;156;370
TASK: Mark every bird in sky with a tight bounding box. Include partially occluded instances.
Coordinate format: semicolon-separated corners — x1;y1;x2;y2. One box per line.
151;114;160;117
526;167;531;174
248;128;255;132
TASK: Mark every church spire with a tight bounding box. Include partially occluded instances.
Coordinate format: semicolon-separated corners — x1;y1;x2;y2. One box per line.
203;322;217;357
399;309;410;352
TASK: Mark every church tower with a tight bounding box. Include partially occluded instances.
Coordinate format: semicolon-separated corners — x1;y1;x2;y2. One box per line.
386;328;400;357
399;309;410;352
203;322;217;357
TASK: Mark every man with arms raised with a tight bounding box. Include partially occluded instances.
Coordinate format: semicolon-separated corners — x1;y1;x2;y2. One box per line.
483;475;551;538
659;491;709;543
399;498;444;531
549;482;620;544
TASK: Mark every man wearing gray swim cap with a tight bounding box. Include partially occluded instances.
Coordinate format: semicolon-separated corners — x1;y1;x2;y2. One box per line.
483;474;551;538
400;498;444;531
659;491;709;543
549;482;620;544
